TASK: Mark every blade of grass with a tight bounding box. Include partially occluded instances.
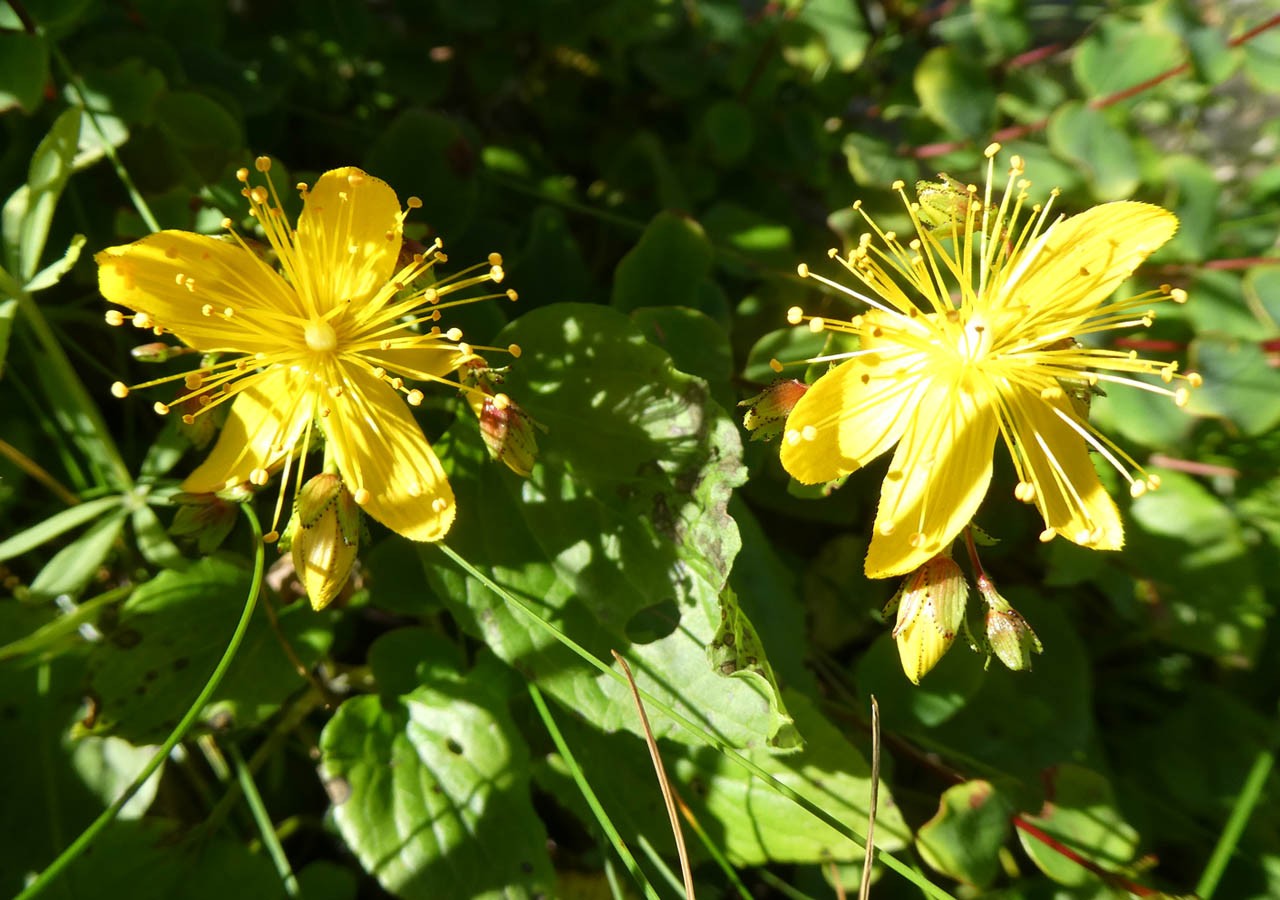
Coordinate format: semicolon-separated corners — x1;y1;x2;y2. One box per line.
613;649;695;899
229;742;299;898
527;682;661;900
1195;742;1275;899
15;503;266;900
673;797;752;900
859;695;880;900
438;543;955;900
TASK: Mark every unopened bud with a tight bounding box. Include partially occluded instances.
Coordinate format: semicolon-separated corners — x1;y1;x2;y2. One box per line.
169;492;238;554
475;394;541;477
739;379;809;441
281;474;361;610
977;576;1042;672
884;554;968;684
131;342;193;363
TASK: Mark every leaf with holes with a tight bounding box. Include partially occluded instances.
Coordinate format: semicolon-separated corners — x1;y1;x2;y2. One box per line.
318;654;552;899
424;304;797;749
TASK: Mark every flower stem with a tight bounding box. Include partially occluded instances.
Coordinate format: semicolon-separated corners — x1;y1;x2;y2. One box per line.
14;504;265;900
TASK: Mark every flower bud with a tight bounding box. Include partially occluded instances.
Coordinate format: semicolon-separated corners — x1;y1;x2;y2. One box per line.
739;379;809;441
169;492;238;554
977;576;1042;672
281;474;361;610
884;554;969;684
131;342;193;363
476;394;541;477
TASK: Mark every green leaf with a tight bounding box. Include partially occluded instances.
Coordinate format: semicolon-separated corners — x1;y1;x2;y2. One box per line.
1018;764;1139;887
916;780;1013;888
366;109;479;238
0;623;158;896
928;593;1094;779
743;324;826;384
611;211;714;314
153;89;244;184
507;205;591;309
57;819;288;899
427;304;796;748
914;47;996;139
1157;155;1220;263
82;557;332;742
1245;265;1280;333
29;508;128;602
131;502;188;570
1129;469;1267;664
1047;102;1139;199
536;688;909;867
1072;15;1186;101
3;106;82;283
318;657;552;898
24;232;85;292
1242;22;1280;95
703;99;755;166
794;0;870;71
0;494;125;562
709;587;800;750
630;305;734;407
0;32;49;114
1188;333;1280;436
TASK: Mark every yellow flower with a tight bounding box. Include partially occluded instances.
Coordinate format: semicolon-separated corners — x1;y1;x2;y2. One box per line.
780;144;1200;578
98;158;516;543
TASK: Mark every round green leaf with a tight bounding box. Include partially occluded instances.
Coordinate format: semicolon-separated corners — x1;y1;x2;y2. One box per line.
611;211;714;313
319;671;552;898
425;304;796;748
1047;102;1139;199
914;47;996;139
917;779;1013;888
1072;15;1186;101
1188;333;1280;436
1018;764;1139;887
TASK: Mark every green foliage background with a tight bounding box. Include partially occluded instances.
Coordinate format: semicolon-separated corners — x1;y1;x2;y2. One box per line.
3;0;1280;897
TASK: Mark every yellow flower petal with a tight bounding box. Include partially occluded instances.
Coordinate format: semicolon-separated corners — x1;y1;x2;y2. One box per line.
97;231;299;353
865;381;998;578
995;201;1177;335
780;351;925;485
1004;383;1123;550
294;168;403;312
325;363;455;542
182;368;313;493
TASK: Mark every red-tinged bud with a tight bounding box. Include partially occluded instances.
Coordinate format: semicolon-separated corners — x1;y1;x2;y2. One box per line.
976;575;1042;672
169;492;238;554
476;394;541;477
883;554;969;684
279;474;361;611
739;379;808;441
131;342;194;363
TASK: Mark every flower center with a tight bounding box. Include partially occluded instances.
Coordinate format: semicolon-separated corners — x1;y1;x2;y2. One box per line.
304;318;338;352
955;313;991;364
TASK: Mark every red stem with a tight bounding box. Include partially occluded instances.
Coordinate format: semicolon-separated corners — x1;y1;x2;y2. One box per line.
1013;816;1159;896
